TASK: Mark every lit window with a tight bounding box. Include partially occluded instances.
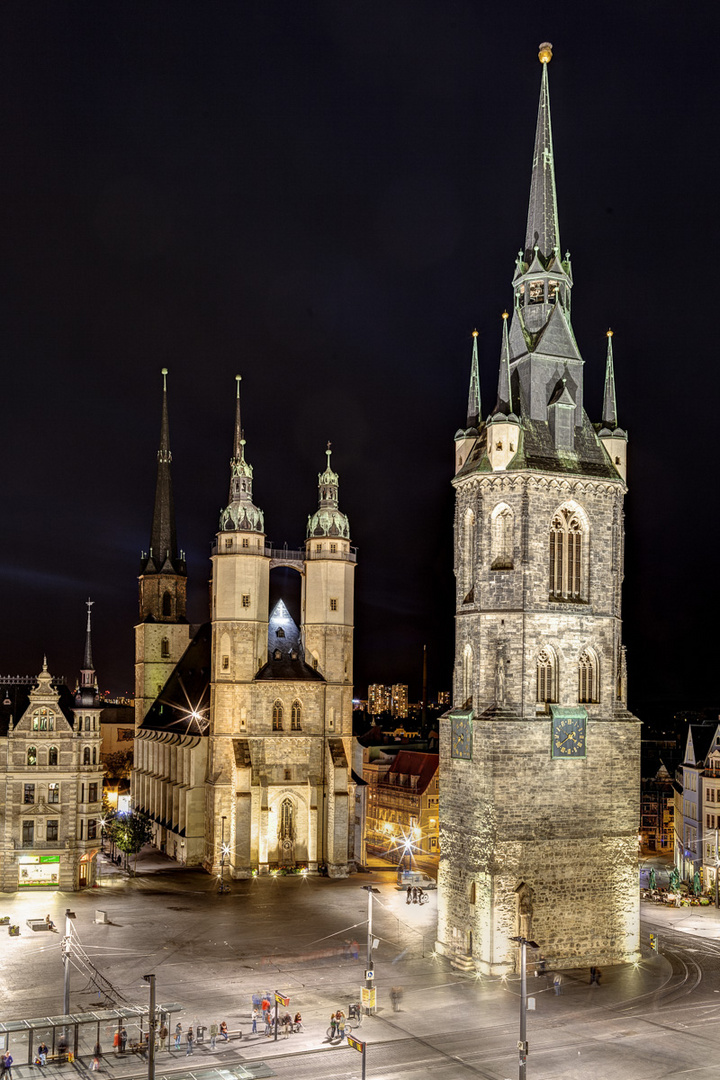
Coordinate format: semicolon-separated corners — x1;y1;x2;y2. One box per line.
548;280;560;304
529;280;544;304
27;746;37;766
48;783;59;804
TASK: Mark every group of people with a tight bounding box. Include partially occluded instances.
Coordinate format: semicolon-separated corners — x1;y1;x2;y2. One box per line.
173;1021;228;1052
251;1003;302;1037
328;1010;347;1039
405;885;425;904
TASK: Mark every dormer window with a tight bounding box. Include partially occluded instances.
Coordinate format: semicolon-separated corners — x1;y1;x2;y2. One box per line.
548;280;560;304
529;281;544;304
276;628;285;638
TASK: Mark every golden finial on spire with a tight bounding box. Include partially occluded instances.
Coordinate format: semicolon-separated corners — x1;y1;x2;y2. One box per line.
538;42;553;64
606;328;614;337
502;310;509;320
472;329;479;338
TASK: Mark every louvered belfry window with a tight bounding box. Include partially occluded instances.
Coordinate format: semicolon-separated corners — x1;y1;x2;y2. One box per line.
549;508;584;599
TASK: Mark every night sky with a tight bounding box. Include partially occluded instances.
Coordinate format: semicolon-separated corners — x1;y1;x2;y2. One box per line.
0;3;716;722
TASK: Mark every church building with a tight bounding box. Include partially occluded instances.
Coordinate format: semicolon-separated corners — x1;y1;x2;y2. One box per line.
132;375;357;876
436;44;640;973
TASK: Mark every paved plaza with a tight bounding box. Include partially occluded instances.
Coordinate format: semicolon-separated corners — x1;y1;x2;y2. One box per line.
1;849;720;1079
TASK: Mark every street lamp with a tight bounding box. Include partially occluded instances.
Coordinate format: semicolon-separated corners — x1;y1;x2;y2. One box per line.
510;935;539;1080
218;816;230;894
362;885;380;1015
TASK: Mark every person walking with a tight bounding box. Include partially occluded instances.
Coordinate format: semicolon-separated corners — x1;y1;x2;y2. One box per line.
293;1012;303;1033
113;1031;120;1055
264;1011;273;1037
406;885;412;904
251;1009;259;1035
3;1052;13;1079
329;1013;337;1039
337;1011;346;1039
590;966;598;985
282;1013;291;1039
91;1044;102;1071
186;1028;194;1056
159;1024;168;1050
209;1023;218;1050
390;986;403;1012
174;1023;182;1050
553;974;563;995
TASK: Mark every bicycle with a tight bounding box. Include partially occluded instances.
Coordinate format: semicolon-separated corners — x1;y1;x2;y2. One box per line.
326;1023;354;1039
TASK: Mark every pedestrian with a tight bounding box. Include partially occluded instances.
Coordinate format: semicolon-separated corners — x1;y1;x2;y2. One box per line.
553;974;563;995
37;1043;48;1067
220;1021;228;1041
390;986;404;1012
251;1009;258;1035
261;997;270;1017
91;1044;101;1072
45;914;55;931
282;1013;291;1039
329;1013;337;1039
120;1028;127;1053
175;1022;182;1050
264;1012;272;1037
293;1012;303;1033
590;966;598;984
209;1023;218;1050
406;885;412;904
595;968;602;985
159;1024;168;1049
337;1011;346;1038
113;1031;120;1055
186;1028;194;1056
3;1052;13;1079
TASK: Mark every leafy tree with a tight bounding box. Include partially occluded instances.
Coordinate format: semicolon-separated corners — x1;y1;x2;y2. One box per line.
102;750;133;781
107;809;153;875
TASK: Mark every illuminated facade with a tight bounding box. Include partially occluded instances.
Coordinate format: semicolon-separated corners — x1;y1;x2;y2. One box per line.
368;684;391;715
133;376;357;875
437;45;640;973
0;612;103;891
391;684;409;719
365;750;439;864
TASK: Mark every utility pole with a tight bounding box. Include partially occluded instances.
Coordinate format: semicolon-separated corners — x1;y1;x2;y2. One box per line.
510;935;538;1080
362;886;379;1015
143;974;156;1080
62;910;76;1016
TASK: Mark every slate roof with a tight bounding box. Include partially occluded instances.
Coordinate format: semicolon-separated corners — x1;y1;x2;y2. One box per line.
256;600;324;682
139;623;212;735
685;723;720;767
385;750;439;795
0;680;76;735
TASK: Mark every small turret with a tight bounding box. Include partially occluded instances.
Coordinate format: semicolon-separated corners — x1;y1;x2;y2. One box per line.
306;443;350;541
219;376;265;535
598;330;628;481
455;330;483;475
487;312;520;471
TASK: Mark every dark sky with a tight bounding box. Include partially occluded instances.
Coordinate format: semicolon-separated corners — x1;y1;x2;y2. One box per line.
0;2;716;721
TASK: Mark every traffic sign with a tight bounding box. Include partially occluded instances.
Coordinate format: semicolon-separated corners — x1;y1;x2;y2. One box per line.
365;969;374;980
347;1034;366;1054
649;933;658;952
275;992;290;1007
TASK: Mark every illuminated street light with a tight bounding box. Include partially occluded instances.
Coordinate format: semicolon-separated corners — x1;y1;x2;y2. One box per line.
510;935;539;1080
218;816;230;894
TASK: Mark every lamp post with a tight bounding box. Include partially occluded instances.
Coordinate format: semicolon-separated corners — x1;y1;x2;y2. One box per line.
362;886;380;1014
510;935;539;1080
142;974;156;1080
218;816;230;894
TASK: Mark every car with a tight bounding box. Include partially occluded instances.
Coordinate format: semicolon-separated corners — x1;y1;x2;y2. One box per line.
397;871;437;890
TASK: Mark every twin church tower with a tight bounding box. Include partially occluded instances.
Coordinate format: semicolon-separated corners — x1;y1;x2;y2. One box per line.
133;42;640;970
133;372;356;876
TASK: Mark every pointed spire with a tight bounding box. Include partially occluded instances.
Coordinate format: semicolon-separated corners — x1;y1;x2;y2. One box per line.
146;368;182;573
495;311;513;415
83;598;94;672
466;330;481;428
80;598;98;694
525;43;560;265
219;376;264;534
602;329;618;428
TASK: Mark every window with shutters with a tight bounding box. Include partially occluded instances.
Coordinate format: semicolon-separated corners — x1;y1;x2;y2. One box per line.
536;648;557;703
578;649;598;703
549;504;587;601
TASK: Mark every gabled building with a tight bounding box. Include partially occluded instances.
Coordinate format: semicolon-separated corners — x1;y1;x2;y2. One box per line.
365;750;439;866
133;374;357;875
0;605;104;891
675;722;720;883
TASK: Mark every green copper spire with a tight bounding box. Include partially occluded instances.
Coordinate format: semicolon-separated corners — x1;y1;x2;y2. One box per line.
494;311;513;415
525;43;560;265
219;376;264;534
466;330;481;428
602;329;618;429
306;442;350;541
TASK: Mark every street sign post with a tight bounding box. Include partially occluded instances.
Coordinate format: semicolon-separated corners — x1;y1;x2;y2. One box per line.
361;987;376;1009
347;1033;367;1080
274;991;290;1041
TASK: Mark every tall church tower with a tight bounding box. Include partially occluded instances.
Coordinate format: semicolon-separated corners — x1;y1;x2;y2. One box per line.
437;44;640;974
134;369;190;727
205;383;356;877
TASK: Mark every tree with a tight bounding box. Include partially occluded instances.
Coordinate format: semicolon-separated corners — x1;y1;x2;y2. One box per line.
102;750;133;781
107;809;153;875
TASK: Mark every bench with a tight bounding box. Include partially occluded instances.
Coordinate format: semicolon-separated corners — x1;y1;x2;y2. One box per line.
26;919;52;932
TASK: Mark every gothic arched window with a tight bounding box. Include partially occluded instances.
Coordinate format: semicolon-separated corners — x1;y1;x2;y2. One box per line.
462;508;475;602
280;797;294;841
578;649;599;704
272;700;283;731
291;700;302;731
462;644;473;708
536;648;557;704
549;504;587;600
27;746;37;766
491;503;514;570
83;746;91;765
48;746;58;767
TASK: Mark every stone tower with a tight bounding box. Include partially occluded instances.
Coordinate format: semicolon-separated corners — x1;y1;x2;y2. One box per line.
205;380;356;877
134;369;190;728
437;44;640;974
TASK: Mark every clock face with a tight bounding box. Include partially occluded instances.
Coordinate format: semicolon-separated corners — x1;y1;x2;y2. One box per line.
552;713;586;759
451;715;473;759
